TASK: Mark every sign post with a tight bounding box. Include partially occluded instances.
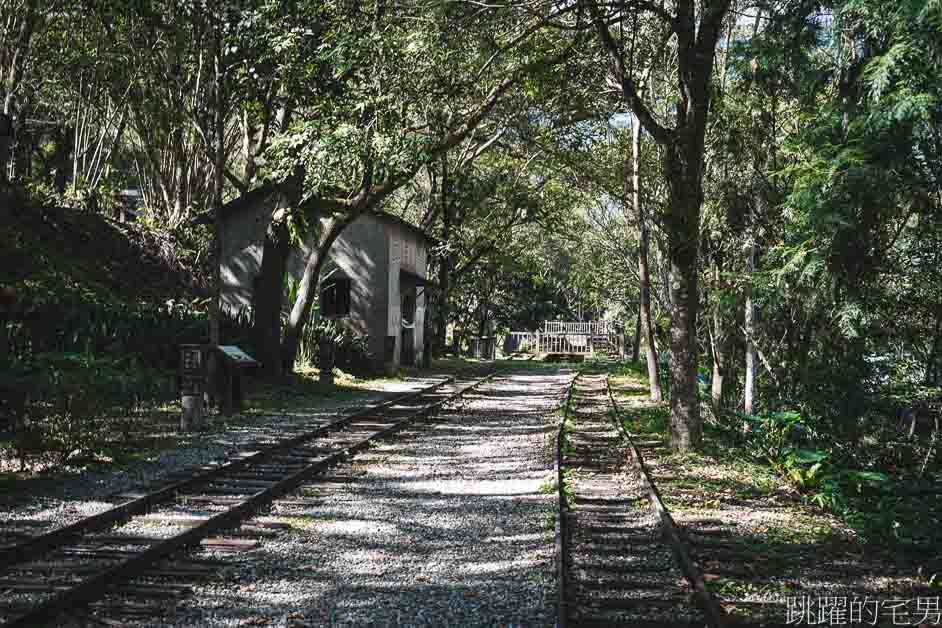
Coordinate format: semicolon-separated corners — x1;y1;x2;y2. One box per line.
214;345;260;416
179;344;206;430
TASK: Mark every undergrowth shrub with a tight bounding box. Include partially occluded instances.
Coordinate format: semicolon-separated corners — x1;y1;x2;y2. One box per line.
723;408;927;540
303;318;372;374
11;353;173;468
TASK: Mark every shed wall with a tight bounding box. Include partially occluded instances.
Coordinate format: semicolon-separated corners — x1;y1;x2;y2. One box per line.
322;214;388;370
386;222;428;366
219;203;426;372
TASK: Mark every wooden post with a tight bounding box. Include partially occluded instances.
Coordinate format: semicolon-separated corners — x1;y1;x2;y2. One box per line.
181;395;203;430
319;336;335;385
180;345;206;431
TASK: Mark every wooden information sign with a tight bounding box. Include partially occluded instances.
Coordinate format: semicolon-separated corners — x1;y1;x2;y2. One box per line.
217;345;259;366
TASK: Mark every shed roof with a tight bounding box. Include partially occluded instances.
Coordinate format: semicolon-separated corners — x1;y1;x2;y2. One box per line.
370;211;435;245
195;185;433;244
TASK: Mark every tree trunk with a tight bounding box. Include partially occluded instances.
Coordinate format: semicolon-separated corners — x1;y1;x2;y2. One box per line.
663;144;703;451
252;217;290;378
421;292;433;368
436;253;451;355
53;126;74;194
0;287;12;368
210;13;225;348
710;260;729;412
711;314;727;411
173;128;188;225
667;250;700;450
631;308;641;362
744;236;757;414
927;312;942;386
434;154;453;357
634;116;662;402
281;214;358;372
0;113;12;184
242;109;257;185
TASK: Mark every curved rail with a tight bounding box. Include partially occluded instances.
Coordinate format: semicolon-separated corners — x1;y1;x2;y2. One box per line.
0;378;451;571
0;370;496;628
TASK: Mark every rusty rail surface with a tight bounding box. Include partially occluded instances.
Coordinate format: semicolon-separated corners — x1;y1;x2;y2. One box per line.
0;370;497;628
555;372;578;628
606;377;727;628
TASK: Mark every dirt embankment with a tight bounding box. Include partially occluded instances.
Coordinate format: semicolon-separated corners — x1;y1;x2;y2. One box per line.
1;202;202;301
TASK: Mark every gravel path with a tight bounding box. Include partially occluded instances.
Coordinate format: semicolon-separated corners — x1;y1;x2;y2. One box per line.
0;377;443;543
135;366;571;627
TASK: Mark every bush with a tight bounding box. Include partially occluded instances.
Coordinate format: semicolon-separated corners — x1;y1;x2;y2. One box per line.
307;318;372;375
11;353;173;468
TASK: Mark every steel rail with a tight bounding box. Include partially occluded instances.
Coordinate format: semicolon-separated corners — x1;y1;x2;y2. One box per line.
1;372;495;628
555;372;579;628
0;378;453;570
605;377;727;628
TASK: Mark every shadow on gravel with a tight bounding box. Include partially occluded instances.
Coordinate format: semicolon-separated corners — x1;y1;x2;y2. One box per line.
169;367;572;628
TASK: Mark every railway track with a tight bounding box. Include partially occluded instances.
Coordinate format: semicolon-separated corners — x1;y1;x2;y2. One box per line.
557;372;721;628
557;372;937;628
0;369;496;627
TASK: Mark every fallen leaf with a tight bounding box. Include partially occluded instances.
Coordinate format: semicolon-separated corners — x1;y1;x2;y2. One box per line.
703;574;722;582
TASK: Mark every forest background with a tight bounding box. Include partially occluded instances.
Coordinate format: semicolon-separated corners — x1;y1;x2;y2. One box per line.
0;0;940;550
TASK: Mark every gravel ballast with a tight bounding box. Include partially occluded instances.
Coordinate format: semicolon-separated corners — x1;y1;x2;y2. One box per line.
131;366;573;627
0;377;443;541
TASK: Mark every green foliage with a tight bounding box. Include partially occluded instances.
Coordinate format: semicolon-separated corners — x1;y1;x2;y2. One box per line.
731;404;937;543
308;317;372;374
10;288;210;371
12;353;172;467
1;204;232;466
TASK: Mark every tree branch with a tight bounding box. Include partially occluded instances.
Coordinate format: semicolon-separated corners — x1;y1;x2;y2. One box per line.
696;0;734;59
585;0;674;145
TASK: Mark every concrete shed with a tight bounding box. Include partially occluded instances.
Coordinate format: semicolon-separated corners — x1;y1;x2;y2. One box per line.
214;189;432;373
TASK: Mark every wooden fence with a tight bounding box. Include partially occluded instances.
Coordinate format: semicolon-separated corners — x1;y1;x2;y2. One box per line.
505;331;594;355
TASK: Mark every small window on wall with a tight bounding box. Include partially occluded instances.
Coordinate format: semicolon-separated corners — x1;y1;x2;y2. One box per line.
321;278;351;317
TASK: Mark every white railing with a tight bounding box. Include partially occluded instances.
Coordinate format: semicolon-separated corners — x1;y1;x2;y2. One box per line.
504;331;594;355
543;320;618;335
505;321;626;357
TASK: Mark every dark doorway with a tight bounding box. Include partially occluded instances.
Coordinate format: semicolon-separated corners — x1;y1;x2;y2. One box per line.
401;287;416;366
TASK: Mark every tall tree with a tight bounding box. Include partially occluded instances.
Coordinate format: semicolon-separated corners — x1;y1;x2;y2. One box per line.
632;114;661;402
267;2;573;371
589;0;733;450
